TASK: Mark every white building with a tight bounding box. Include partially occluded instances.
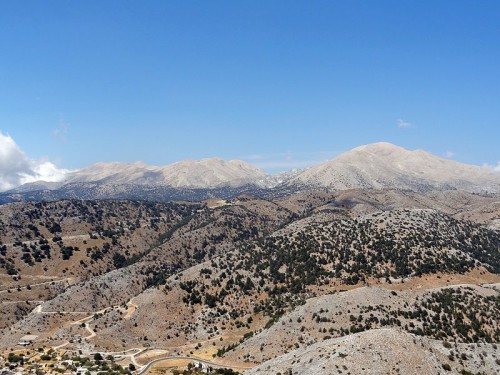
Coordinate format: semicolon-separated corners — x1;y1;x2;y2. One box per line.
17;335;38;346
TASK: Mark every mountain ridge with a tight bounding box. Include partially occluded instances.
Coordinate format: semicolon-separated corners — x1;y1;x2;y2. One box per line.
3;142;500;203
288;142;500;193
62;158;267;189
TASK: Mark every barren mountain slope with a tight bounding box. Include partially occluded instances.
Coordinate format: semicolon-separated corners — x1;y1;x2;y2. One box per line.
289;142;500;193
158;159;267;188
60;158;267;189
315;189;500;228
5;143;500;204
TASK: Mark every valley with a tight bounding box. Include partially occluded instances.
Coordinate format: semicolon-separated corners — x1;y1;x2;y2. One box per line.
0;187;499;374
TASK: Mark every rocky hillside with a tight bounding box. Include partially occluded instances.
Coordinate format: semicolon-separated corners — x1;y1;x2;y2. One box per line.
0;190;499;374
0;195;295;342
226;283;500;362
246;327;500;375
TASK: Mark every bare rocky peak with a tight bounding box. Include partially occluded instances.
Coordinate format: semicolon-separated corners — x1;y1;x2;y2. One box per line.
63;158;267;188
290;142;500;193
158;158;267;188
64;161;155;184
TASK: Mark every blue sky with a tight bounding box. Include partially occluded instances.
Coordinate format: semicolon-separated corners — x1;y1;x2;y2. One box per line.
1;0;499;178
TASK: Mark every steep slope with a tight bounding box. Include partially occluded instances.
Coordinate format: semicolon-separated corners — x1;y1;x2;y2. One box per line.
0;199;199;330
289;142;500;193
67;205;498;356
0;159;270;203
64;161;157;184
158;159;267;188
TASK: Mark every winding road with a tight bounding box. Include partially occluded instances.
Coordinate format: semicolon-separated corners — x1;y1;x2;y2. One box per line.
0;277;74;294
136;355;253;375
29;296;253;374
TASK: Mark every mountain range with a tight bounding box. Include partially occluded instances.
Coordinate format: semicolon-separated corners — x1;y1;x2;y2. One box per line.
1;143;499;374
4;142;499;204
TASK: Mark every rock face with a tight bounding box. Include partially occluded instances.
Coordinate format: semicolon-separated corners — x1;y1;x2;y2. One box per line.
288;142;500;193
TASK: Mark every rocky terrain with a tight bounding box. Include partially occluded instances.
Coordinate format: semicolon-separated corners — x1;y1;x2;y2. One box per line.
62;159;267;189
0;188;498;374
247;327;500;375
0;143;499;374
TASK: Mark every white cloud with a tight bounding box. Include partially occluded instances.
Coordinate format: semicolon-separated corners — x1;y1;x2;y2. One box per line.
397;119;413;128
489;162;500;172
482;162;500;172
0;132;69;192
